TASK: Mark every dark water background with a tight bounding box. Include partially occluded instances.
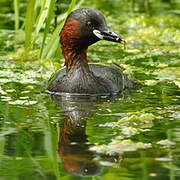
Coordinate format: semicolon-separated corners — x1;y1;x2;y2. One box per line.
0;0;180;179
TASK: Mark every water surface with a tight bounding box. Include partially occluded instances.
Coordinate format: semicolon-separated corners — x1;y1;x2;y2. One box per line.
0;0;180;179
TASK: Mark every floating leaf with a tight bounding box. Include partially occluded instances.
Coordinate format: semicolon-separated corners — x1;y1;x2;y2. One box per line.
145;80;158;86
157;139;175;147
90;139;152;155
173;80;180;88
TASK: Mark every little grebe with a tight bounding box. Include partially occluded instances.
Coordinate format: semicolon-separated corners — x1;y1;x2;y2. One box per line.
47;8;133;95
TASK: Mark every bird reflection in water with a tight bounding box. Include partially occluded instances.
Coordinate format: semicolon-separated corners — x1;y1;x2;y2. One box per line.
51;93;130;177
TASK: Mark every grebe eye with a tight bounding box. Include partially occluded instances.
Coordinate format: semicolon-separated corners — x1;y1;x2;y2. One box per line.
87;21;94;30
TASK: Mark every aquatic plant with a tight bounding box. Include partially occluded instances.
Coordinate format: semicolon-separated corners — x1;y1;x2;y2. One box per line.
13;0;84;58
0;0;179;179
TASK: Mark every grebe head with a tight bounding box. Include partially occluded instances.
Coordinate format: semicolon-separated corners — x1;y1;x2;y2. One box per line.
60;8;124;50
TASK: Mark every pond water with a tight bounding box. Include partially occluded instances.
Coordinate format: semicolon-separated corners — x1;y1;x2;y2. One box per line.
0;0;180;179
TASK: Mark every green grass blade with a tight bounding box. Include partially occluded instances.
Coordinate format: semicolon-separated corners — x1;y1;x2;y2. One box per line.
39;0;56;58
33;0;50;42
14;0;20;30
44;121;60;179
25;0;36;50
55;42;61;58
67;0;77;15
41;23;63;59
41;0;84;59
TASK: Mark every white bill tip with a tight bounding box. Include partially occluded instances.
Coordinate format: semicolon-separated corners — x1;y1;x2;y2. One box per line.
93;29;103;40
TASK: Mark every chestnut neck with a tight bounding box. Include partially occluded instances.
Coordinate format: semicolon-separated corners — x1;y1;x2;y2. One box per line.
60;17;89;73
62;47;89;73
